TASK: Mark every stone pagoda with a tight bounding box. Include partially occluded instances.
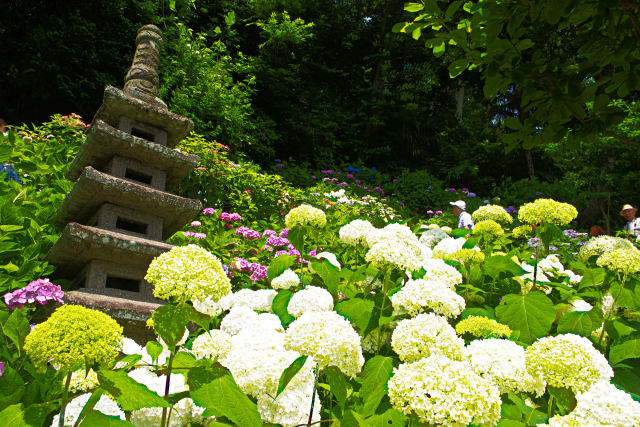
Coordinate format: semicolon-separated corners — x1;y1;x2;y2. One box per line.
47;25;202;337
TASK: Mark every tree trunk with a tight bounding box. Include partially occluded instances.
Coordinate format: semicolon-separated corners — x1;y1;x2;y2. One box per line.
525;149;534;179
455;81;464;120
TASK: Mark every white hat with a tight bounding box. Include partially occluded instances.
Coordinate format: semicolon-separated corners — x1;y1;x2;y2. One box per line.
449;200;466;210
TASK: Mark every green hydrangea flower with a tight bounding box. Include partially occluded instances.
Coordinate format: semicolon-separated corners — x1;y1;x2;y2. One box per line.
596;248;640;274
518;198;578;226
24;305;123;370
512;224;533;238
284;204;327;228
472;205;513;225
579;236;634;263
447;249;485;265
145;244;231;303
455;315;512;338
473;219;504;238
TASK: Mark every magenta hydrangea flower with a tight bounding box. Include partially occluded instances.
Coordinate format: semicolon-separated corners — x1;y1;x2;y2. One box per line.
427;210;434;214
0;362;4;377
249;265;268;281
435;210;443;215
202;207;215;215
279;228;290;238
4;278;64;310
183;231;206;239
263;229;277;238
219;212;242;222
266;236;289;247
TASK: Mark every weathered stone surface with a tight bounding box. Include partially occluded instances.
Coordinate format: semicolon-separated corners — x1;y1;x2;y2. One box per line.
47;222;173;278
88;203;163;241
93;86;193;148
67;120;199;188
57;166;202;238
123;24;166;109
107;155;167;191
65;290;160;344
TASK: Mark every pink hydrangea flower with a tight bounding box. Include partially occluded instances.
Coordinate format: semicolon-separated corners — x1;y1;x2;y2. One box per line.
202;207;215;215
191;220;201;227
4;278;64;310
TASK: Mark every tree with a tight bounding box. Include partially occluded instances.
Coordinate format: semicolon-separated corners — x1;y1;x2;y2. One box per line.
396;0;640;150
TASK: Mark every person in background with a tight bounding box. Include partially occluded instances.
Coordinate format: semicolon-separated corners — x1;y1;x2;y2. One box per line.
620;204;640;237
450;200;474;230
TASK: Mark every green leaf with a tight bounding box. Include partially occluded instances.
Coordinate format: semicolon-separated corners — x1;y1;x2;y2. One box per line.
151;305;189;348
287;226;306;255
172;351;197;375
325;366;349;408
75;388;105;426
2;309;31;354
503;117;523;130
497;420;526;427
483;255;526;279
190;374;262;427
276;355;308;398
613;364;640;395
0;365;25;411
114;354;142;370
536;222;562;249
359;356;393;417
607;319;640;342
336;298;375;334
365;408;407;426
146;341;163;363
445;1;464;19
97;369;170;411
310;260;341;294
0;404;46;426
79;410;136;426
610;333;640;365
432;40;446;57
448;59;470;78
272;290;295;327
557;310;603;336
267;254;297;281
495;292;555;343
404;2;425;12
548;387;576;413
0;225;23;232
611;283;640;310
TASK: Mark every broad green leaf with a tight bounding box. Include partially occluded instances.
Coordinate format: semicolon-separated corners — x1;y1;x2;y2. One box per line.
146;341;163;363
97;369;170;411
0;404;46;426
483;255;526;279
548;387;576;413
432;41;446;57
276;355;308;398
607;319;640;342
151;305;190;348
613;364;640;395
0;225;23;232
610;333;640;365
75;388;105;426
79;410;135;426
336;298;375;333
366;408;407;426
190;374;262;427
287;226;306;255
272;290;295;327
310;259;341;294
445;0;464;19
536;222;562;249
267;254;297;281
0;365;25;411
359;356;393;417
325;366;349;408
449;59;470;78
495;292;555;343
497;420;526;427
461;307;495;319
172;351;197;375
2;309;31;354
342;409;367;427
404;2;424;12
557;310;602;336
503;117;522;130
500;402;522;420
611;283;640;310
114;354;142;370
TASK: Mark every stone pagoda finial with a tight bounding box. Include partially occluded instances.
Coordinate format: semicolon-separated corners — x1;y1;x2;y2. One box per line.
124;24;167;109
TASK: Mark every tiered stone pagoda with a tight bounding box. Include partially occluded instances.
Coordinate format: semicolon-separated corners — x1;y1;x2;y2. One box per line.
47;25;202;336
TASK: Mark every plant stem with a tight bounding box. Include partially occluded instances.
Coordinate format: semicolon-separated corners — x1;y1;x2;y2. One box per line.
307;363;319;427
160;351;175;427
59;370;72;427
598;272;627;345
547;395;555;420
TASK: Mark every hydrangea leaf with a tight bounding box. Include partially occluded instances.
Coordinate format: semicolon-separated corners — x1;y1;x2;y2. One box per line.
2;309;30;354
364;408;407;426
97;369;170;411
145;341;163;363
336;298;375;333
287;226;307;255
310;260;341;294
189;373;262;427
548;386;577;414
483;255;527;279
495;292;555;344
78;410;135;426
359;355;393;417
151;305;190;349
324;365;349;408
609;333;640;366
557;310;603;336
272;289;295;327
267;254;297;281
275;355;308;399
171;351;197;375
74;388;104;426
0;403;47;426
0;365;25;411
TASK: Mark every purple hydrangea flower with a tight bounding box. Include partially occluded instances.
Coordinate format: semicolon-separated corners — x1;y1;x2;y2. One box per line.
467;192;476;197
266;236;289;247
219;212;242;222
0;362;4;377
250;265;268;281
263;230;277;238
4;278;64;310
435;210;443;215
279;228;290;238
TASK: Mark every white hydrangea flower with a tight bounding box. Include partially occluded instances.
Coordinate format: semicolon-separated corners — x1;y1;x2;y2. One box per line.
128;368;187;396
257;380;321;427
440;226;452;234
365;223;417;247
68;368;99;393
191;329;233;360
271;268;300;290
538;254;564;273
546;381;640;426
465;338;545;396
432;237;465;257
287;286;334;318
192;295;226;317
578;235;634;262
51;393;125;427
419;258;463;288
601;294;615;316
284;311;364;377
339;219;375;246
365;238;422;271
570;299;593;312
391;312;465;362
391;279;465;318
388;354;502;427
228;288;277;312
220;306;260;335
311;251;341;270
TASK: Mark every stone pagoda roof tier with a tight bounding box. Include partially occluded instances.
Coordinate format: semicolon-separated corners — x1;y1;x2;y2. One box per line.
57;166;202;238
66;120;199;188
93;86;193;148
46;222;173;278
